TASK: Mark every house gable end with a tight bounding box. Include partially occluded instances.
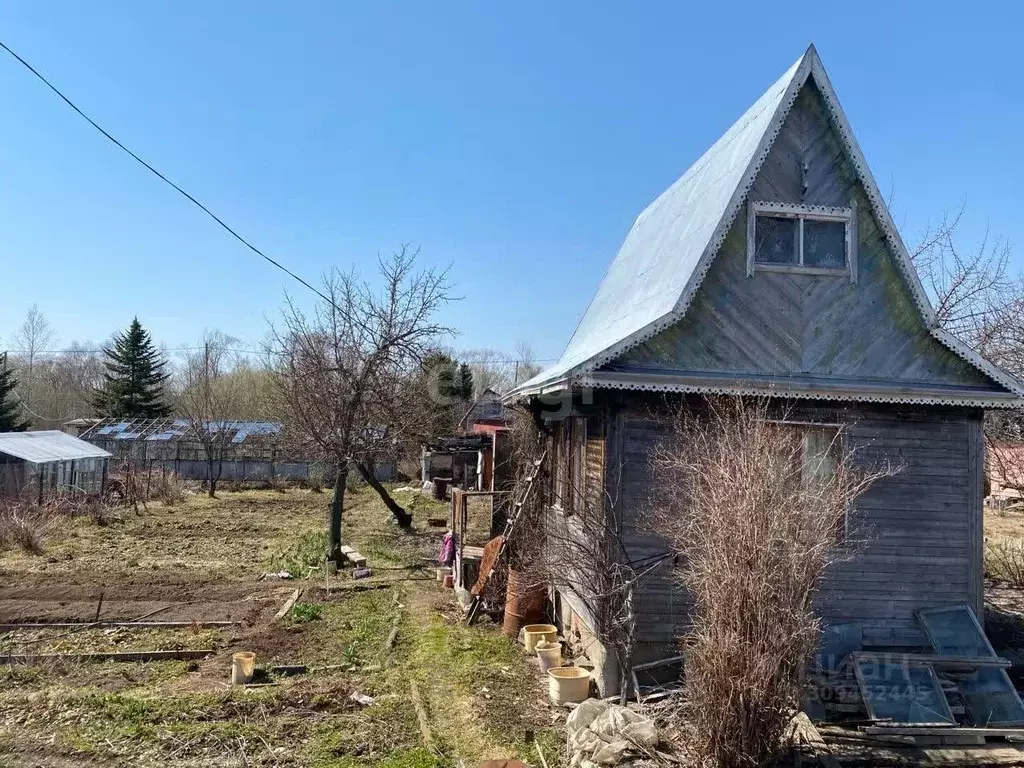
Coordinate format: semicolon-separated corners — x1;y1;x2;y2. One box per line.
602;81;1008;399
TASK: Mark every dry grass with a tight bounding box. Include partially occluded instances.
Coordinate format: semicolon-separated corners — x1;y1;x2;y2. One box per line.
987;538;1024;586
0;501;57;554
0;484;557;767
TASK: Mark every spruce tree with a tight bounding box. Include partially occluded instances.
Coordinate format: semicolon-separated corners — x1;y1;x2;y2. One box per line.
0;357;30;432
457;363;474;400
93;318;171;418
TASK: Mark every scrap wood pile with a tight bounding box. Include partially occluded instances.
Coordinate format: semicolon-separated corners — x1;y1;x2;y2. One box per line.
809;604;1024;746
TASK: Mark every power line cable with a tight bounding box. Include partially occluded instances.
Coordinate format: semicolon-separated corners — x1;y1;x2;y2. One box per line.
0;41;563;371
0;38;333;307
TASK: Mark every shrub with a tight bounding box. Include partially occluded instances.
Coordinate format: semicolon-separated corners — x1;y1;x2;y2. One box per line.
307;468;325;494
0;502;56;554
987;538;1024;587
150;474;186;507
649;397;892;768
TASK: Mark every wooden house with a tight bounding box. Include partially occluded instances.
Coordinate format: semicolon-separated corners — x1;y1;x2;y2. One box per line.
505;46;1024;693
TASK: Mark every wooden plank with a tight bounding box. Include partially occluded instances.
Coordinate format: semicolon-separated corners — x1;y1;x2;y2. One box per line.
3;649;214;663
968;416;984;618
271;589;302;623
791;711;841;768
409;679;434;748
851;652;1012;669
861;726;1024;737
0;621;239;631
340;546;367;568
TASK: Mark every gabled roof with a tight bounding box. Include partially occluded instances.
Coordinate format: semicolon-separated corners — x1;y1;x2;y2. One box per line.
0;431;111;463
508;45;1024;406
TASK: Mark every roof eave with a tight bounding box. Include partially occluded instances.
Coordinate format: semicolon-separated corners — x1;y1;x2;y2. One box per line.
579;370;1024;409
502;375;574;404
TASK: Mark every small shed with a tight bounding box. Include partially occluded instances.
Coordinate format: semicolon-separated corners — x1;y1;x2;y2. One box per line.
0;430;111;498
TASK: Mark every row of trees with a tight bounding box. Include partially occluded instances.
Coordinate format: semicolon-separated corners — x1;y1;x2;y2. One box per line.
0;306;537;434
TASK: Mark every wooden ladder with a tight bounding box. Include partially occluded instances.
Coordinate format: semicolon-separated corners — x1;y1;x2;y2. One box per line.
466;452;545;625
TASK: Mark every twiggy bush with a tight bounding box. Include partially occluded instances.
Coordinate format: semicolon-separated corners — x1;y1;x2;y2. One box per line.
649;397;891;768
151;474;187;506
0;501;57;554
987;537;1024;587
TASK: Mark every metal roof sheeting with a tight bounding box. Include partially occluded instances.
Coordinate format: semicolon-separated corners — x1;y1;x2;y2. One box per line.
0;431;111;464
510;52;806;397
80;418;281;444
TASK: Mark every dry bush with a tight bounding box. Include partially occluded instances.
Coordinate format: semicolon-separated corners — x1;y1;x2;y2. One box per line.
649;397;891;768
150;473;187;506
49;492;117;526
0;500;57;554
986;538;1024;586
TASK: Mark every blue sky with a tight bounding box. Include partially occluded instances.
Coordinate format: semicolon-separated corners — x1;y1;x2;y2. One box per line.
1;2;1022;364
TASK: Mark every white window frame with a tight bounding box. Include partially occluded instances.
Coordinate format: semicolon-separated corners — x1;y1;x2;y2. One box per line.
746;201;857;283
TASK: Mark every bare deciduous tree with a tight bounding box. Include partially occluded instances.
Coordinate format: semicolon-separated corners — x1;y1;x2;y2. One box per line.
909;206;1024;497
180;330;246;498
648;397;892;768
12;303;55;416
461;340;544;395
269;246;454;565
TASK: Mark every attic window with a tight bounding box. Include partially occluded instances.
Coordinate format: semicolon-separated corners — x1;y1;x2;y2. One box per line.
747;201;857;281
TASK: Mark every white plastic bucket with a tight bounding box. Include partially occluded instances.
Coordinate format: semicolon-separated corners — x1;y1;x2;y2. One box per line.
535;640;562;672
548;666;591;705
231;651;256;685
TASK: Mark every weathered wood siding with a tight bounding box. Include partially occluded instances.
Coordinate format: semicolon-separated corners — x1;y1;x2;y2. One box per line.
606;82;1000;393
819;405;983;646
615;406;690;657
607;396;983;654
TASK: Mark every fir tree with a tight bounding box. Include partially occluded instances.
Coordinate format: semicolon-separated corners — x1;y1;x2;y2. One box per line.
0;356;30;432
93;318;171;418
457;363;474;400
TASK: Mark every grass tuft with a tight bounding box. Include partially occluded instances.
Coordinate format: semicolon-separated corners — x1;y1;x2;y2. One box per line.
267;529;327;578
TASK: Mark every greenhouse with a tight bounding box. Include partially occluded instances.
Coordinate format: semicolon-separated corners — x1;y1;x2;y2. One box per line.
0;430;111;498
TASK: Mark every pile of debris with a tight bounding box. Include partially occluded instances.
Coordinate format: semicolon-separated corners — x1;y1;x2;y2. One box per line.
809;605;1024;746
566;699;659;767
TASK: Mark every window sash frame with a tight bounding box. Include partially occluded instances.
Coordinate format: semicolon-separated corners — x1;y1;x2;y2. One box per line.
764;419;849;539
747;201;857;282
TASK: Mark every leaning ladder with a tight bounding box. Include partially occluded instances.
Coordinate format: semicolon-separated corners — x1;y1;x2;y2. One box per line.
466;451;546;625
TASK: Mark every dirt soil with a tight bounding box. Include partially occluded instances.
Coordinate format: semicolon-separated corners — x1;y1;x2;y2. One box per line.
0;487;561;768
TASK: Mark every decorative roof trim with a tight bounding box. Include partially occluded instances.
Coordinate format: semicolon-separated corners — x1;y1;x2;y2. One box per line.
930;327;1024;398
750;200;852;220
577;371;1022;409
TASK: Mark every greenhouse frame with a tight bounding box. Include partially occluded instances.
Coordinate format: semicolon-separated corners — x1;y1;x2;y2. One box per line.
0;430;111;499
